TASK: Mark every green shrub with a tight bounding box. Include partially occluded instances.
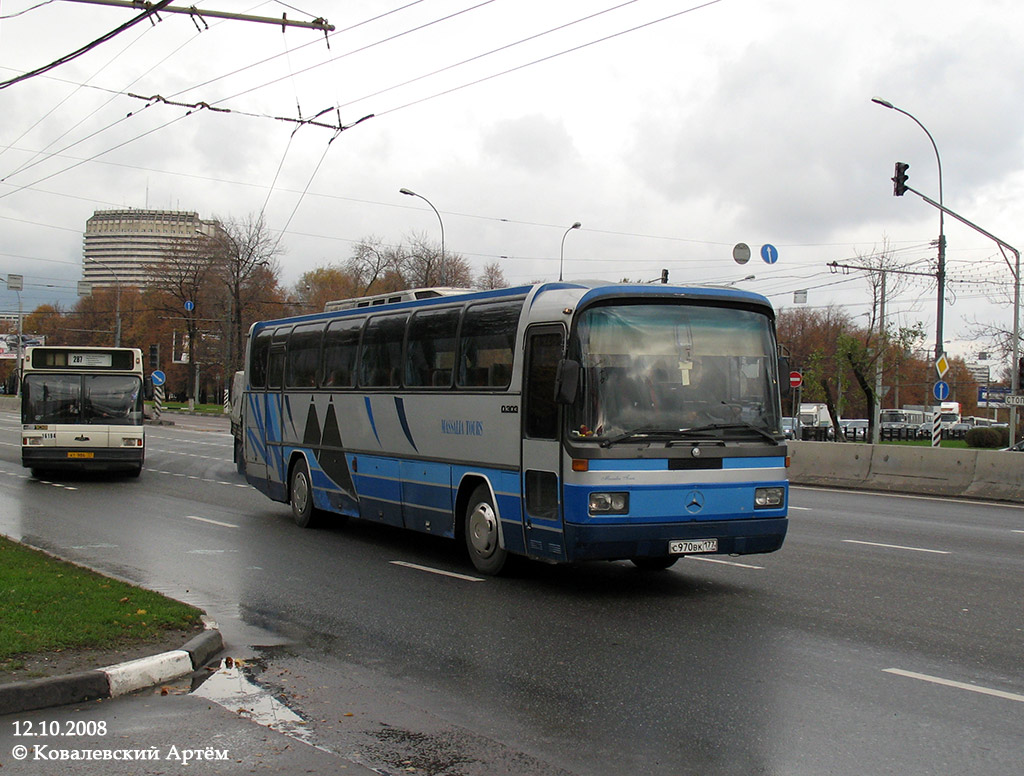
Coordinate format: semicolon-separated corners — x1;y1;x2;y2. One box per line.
965;426;1008;449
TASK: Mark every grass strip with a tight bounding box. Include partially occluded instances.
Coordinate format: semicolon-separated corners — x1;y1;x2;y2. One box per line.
0;536;202;667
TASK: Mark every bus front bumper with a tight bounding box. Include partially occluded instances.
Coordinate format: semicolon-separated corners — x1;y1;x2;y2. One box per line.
562;516;788;561
22;448;144;473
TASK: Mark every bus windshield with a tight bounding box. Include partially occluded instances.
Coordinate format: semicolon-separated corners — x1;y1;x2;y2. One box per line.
24;374;143;426
568;303;781;442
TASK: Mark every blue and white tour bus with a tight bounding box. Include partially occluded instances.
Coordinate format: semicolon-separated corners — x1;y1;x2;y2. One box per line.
239;281;789;574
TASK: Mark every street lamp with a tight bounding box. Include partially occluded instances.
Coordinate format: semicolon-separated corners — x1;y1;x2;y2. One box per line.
872;97;946;361
399;188;445;266
558;221;582;281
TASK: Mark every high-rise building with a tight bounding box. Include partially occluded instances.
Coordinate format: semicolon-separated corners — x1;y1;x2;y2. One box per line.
82;209;221;288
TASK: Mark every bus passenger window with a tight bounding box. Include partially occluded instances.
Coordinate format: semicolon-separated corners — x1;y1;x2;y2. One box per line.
358;315;407;388
321;318;362;388
457;300;523;389
249;328;273;388
405;308;459;388
286;323;324;388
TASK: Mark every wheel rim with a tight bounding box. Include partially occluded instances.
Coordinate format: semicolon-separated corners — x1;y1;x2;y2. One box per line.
468;500;498;558
293;469;310;514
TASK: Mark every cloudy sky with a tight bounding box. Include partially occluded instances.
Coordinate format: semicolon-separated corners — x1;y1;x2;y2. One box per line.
1;0;1022;360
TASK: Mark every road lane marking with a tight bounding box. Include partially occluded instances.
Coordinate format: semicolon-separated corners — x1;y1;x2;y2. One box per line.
788;506;811;511
884;668;1024;704
185;515;239;529
687;556;764;569
390;560;484;582
1013;530;1024;534
842;539;949;555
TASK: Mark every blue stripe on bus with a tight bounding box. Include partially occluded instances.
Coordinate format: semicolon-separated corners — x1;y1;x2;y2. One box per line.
395;397;418;451
723;457;787;469
364;397;380;445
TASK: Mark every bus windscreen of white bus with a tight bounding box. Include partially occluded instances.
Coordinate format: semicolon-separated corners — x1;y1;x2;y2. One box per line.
23;374;144;425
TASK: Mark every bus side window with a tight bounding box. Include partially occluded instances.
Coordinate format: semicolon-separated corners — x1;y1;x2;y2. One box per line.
286;323;324;388
358;314;407;388
405;308;459;388
321;317;362;388
457;300;522;389
525;330;563;439
249;328;273;388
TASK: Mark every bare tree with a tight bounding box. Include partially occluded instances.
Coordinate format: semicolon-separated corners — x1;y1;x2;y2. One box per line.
206;213;282;375
401;232;472;288
475;261;508;290
147;236;219;404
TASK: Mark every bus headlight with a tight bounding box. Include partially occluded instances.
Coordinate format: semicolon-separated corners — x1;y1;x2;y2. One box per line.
754;487;784;508
589;492;629;515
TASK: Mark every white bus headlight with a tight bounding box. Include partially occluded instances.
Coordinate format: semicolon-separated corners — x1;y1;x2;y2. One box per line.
754;487;784;508
589;492;629;515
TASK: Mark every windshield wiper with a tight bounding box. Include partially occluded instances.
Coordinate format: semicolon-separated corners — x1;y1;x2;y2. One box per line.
676;422;780;445
599;428;690;448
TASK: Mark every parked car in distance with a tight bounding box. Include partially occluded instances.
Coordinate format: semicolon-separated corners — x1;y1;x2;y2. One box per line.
1003;439;1024;452
782;417;796;439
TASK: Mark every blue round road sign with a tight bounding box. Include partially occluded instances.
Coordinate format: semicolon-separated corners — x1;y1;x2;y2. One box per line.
761;244;779;264
184;300;195;311
933;380;950;401
151;370;166;386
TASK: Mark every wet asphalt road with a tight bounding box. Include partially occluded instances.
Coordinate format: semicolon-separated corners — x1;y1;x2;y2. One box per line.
0;409;1021;775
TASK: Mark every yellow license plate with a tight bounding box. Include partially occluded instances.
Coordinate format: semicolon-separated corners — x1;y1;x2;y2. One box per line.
67;451;94;459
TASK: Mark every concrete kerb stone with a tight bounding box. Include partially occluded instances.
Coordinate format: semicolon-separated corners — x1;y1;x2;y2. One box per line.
867;444;977;496
0;628;223;716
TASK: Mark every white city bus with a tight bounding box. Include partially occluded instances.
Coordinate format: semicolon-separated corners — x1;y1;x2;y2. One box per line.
239;282;790;574
21;346;147;477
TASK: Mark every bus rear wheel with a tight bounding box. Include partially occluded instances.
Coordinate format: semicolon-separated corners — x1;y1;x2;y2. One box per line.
464;484;508;575
290;458;320;528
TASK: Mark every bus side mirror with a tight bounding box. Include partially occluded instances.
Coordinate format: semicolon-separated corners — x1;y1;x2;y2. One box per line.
778;356;791;400
555;359;580;404
143;376;154;401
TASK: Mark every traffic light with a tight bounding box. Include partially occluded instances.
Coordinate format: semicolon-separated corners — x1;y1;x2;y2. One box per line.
660;268;669;284
149;343;159;371
892;161;909;196
1017;356;1024;389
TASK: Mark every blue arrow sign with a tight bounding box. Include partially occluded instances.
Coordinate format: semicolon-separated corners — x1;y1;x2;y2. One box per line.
933;380;950;401
151;370;166;386
184;300;195;311
761;244;779;264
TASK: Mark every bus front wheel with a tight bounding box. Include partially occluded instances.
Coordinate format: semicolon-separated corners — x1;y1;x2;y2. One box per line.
464;485;508;575
290;459;320;529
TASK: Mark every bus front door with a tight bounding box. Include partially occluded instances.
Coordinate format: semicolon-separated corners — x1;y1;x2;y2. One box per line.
521;326;567;562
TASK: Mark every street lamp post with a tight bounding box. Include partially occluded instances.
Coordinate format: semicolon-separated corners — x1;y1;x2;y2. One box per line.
399;188;445;269
872;97;946;362
558;222;582;281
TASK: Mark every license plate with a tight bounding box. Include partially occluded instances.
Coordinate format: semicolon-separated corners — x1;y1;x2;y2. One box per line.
669;538;718;554
67;451;94;459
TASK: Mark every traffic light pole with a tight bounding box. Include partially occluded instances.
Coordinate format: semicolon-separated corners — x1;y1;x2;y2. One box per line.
902;183;1021;441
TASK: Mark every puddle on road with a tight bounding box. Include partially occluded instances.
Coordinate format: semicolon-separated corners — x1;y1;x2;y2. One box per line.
191;657;321;749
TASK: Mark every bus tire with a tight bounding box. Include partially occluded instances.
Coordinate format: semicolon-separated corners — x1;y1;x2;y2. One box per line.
234;438;245;475
127;464;142;478
290;458;320;529
464;484;508;575
631;556;678;571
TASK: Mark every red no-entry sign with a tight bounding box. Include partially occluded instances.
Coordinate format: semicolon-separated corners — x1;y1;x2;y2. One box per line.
789;371;803;389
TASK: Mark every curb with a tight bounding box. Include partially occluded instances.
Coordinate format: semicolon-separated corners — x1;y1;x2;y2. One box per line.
0;629;223;716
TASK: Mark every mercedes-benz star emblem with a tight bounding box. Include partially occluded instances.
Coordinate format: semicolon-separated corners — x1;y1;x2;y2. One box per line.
684;490;705;514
